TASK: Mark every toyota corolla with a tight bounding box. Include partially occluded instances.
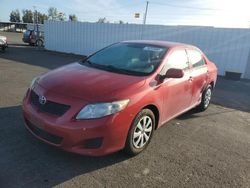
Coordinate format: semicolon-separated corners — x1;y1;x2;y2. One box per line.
22;40;217;156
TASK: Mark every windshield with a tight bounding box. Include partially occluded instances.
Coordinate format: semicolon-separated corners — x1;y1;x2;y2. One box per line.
82;43;168;76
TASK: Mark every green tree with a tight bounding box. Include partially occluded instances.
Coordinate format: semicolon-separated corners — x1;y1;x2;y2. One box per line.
23;9;48;24
9;9;21;22
22;9;33;23
97;17;108;23
58;12;66;21
48;7;58;20
37;12;48;24
69;14;77;21
118;20;124;24
48;7;66;21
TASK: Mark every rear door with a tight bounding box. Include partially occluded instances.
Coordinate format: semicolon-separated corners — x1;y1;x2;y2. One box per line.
186;49;208;106
161;48;193;122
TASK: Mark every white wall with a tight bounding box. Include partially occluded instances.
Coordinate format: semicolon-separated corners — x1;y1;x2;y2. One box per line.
44;21;250;78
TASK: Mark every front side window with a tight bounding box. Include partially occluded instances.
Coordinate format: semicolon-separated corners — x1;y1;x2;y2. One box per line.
187;49;205;68
161;49;189;74
82;43;168;76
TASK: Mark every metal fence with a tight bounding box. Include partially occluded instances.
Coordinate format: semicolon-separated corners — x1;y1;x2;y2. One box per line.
44;21;250;78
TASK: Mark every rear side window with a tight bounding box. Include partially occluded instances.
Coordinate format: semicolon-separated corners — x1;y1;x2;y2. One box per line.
187;49;205;68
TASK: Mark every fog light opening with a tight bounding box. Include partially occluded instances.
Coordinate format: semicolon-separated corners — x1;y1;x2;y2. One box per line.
84;137;103;149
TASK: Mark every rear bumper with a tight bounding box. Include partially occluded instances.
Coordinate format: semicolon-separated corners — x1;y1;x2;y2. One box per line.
22;38;30;43
22;88;134;156
22;38;35;44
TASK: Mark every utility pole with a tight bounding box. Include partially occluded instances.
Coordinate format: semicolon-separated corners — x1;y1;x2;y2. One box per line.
36;10;38;32
143;1;149;25
33;6;36;31
33;6;39;32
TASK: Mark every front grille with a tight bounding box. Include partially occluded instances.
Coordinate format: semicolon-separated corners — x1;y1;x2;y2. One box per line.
25;119;63;145
30;90;70;116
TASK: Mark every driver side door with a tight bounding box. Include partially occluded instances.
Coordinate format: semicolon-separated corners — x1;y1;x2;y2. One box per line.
161;48;193;122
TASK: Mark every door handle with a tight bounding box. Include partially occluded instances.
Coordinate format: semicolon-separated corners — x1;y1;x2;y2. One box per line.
189;76;193;82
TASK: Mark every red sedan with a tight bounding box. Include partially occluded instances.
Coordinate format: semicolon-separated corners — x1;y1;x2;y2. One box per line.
22;40;217;156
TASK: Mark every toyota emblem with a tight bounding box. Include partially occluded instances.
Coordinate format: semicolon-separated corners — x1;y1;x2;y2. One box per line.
39;95;47;105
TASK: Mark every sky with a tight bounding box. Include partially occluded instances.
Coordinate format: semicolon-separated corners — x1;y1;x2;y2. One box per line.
0;0;249;28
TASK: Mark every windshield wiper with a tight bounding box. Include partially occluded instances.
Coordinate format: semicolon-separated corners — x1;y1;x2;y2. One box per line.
82;59;93;65
80;59;97;67
81;61;146;76
102;65;134;75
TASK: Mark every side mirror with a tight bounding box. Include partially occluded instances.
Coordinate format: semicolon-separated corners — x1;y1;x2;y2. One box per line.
165;68;184;79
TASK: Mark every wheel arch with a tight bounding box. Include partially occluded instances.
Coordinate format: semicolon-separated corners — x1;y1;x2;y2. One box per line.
209;81;215;89
36;38;44;46
142;104;160;130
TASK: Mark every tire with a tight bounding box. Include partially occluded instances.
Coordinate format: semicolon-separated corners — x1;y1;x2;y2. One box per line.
124;109;155;156
36;39;43;48
197;85;213;111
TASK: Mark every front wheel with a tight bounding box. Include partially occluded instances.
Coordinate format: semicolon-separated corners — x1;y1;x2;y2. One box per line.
124;109;155;156
197;85;213;111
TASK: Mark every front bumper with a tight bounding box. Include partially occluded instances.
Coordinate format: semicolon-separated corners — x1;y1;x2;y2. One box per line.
0;42;8;48
22;86;134;156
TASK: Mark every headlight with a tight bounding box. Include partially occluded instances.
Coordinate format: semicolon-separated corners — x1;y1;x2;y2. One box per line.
76;99;130;119
30;76;40;89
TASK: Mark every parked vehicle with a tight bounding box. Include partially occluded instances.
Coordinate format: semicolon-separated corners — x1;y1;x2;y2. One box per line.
22;30;44;47
0;35;8;51
22;40;217;156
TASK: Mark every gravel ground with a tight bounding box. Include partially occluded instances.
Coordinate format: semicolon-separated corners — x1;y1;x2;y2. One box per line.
0;31;250;188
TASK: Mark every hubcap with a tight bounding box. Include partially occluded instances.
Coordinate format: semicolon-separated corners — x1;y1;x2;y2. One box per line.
204;88;212;108
37;41;42;47
132;116;153;149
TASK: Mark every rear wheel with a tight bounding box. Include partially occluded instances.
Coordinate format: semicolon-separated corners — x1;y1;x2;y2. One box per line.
36;39;43;48
197;85;212;111
124;109;155;156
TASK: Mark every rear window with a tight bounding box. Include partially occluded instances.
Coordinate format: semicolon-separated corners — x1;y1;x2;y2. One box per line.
24;30;31;36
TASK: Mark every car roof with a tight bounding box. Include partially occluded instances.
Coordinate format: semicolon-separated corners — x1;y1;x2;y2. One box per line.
122;40;196;49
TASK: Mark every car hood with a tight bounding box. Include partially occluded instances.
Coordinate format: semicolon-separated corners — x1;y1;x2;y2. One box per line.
0;36;6;43
38;62;146;101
